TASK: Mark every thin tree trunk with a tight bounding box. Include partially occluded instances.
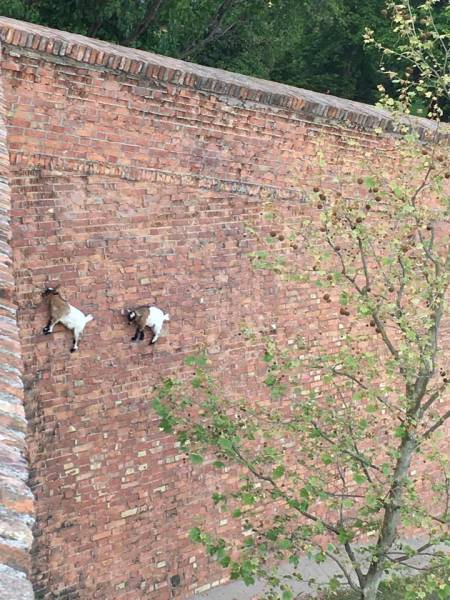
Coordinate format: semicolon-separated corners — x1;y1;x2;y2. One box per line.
361;574;383;600
360;436;417;600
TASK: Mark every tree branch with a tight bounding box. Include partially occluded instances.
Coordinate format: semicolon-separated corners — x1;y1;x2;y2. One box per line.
388;541;433;563
311;420;381;476
420;382;449;415
422;408;450;439
344;540;365;589
122;0;168;46
231;444;341;536
331;367;405;420
180;0;240;59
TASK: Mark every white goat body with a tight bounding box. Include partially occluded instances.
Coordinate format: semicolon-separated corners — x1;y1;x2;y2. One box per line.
126;305;169;344
43;288;94;352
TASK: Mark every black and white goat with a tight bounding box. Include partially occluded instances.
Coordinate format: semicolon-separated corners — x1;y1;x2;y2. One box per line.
42;287;94;352
123;305;169;345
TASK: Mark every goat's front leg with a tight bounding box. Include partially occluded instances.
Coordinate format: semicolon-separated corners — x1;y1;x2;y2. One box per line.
131;326;142;342
43;318;59;335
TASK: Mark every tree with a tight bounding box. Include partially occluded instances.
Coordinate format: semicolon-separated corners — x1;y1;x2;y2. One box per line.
153;2;450;599
1;0;448;112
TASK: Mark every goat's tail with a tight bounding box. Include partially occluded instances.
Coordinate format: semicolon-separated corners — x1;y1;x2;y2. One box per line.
163;313;170;322
85;314;94;324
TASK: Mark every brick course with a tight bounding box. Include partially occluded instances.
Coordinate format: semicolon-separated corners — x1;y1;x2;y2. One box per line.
0;16;447;600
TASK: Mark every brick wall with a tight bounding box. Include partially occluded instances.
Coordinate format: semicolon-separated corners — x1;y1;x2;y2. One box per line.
0;17;444;600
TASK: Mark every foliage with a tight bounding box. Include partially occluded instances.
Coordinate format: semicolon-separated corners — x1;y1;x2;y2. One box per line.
365;0;450;119
322;561;450;599
0;0;448;112
151;2;450;600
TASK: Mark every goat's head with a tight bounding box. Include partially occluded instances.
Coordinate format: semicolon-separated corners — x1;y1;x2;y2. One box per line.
122;308;137;324
42;286;60;297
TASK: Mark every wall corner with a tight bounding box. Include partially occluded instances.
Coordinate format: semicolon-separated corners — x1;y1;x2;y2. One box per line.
0;40;35;600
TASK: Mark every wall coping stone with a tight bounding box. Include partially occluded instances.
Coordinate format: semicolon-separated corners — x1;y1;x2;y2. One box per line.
0;16;447;139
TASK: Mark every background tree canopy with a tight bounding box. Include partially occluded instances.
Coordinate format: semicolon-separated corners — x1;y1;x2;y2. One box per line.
0;0;448;110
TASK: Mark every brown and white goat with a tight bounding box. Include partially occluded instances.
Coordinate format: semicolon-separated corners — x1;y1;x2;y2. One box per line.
123;305;169;345
42;287;94;352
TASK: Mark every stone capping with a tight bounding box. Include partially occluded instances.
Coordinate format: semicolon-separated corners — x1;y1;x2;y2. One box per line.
0;37;35;600
0;16;445;139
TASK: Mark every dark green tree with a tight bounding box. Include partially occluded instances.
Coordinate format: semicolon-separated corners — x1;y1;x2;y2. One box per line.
0;0;448;110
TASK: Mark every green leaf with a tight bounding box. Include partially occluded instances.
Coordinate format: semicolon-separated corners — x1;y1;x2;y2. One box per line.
271;465;285;479
212;492;225;505
288;555;300;567
242;493;255;505
300;487;310;499
189;527;202;542
314;550;326;563
191;375;203;389
353;472;366;484
266;528;280;541
321;453;333;465
189;453;204;465
394;425;407;439
338;530;352;544
363;176;377;189
218;437;233;452
340;291;349;305
265;374;277;387
185;353;207;367
358;304;372;316
263;351;274;363
329;575;341;592
219;555;230;567
270;383;287;399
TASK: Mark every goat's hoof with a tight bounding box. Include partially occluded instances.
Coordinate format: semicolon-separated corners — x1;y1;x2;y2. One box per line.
131;337;138;342
43;328;50;335
70;348;77;353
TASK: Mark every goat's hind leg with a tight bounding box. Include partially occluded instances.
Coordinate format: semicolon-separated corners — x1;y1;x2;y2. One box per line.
149;325;161;344
71;328;82;353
